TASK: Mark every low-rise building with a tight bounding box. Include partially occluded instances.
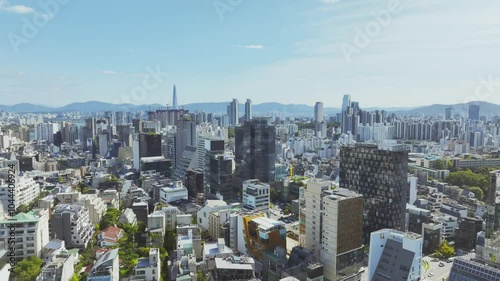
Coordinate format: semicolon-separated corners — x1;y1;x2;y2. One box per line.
131;248;161;281
368;229;423;281
214;256;256;281
159;181;188;204
87;249;119;281
118;208;137;226
197;200;229;231
97;226;124;247
203;238;233;270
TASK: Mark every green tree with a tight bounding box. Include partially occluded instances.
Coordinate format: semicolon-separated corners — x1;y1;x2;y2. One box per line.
435;159;446;170
467;186;484;201
283;203;292;215
228;127;235;138
100;208;122;230
436;241;455;259
446;170;489;192
197;270;208;281
13;256;43;281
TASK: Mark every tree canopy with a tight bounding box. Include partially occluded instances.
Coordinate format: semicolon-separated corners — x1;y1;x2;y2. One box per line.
100;208;122;230
13;256;43;281
435;240;455;259
446;170;489;193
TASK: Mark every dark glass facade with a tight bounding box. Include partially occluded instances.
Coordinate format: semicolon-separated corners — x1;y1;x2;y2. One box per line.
340;144;408;243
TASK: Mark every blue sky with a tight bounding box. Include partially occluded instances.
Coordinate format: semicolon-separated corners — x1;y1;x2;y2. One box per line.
1;0;499;108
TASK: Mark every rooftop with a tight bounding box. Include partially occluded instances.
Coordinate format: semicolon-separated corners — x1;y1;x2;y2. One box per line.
215;256;255;271
252;217;285;230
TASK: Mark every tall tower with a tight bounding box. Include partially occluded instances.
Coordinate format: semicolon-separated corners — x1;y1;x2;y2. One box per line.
342;94;351;113
235;118;276;183
228;99;239;126
314;102;324;123
245;99;253;121
172;85;178;110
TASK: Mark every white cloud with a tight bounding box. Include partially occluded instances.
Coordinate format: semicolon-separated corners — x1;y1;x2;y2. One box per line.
102;70;117;75
237;45;264;49
0;0;35;14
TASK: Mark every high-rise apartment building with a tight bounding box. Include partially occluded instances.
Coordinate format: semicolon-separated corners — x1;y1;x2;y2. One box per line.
235;118;276;183
314;102;324;123
368;229;423;281
469;104;480;121
245;99;253;121
228;99;239;126
340;144;409;242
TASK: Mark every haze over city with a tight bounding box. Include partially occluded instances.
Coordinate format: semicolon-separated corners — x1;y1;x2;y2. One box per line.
1;0;500;107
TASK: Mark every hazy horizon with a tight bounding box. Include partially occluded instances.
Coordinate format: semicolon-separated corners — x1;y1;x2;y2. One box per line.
1;0;499;107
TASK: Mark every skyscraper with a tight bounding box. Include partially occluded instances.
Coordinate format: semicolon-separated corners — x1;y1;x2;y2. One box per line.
342;94;351;113
245;99;252;121
314;102;324;123
235;118;276;183
445;106;453;120
172;85;178;110
469;104;480;121
227;99;239;126
340;144;409;243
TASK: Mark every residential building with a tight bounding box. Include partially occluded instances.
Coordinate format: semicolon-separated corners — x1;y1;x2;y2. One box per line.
118;208;137;226
245;99;253;121
97;226;124;247
242;179;270;215
79;194;107;225
51;203;95;249
88;249;120;281
228;99;239;126
340;144;409;243
0;209;50;260
131;248;161;281
197;200;229;231
36;251;76;281
0;176;40;209
368;229;423;281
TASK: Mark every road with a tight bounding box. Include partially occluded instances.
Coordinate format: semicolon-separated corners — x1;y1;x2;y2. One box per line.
422;256;453;281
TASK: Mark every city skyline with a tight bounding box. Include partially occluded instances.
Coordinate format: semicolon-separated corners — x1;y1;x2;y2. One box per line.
1;0;499;107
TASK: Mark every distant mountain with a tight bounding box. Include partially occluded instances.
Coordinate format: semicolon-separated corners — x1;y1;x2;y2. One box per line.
0;103;54;112
0;101;498;116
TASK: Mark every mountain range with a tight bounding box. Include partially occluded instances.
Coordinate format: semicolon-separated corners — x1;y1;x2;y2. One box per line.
0;101;497;116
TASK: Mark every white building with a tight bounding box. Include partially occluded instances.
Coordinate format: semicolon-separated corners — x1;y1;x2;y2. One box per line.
88;249;120;281
242;179;270;215
36;251;75;281
0;209;50;260
368;229;423;281
302;179;332;257
197;200;229;231
79;194;107;225
118;208;137;226
51;203;95;249
131;248;161;281
159;181;188;204
0;176;40;209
